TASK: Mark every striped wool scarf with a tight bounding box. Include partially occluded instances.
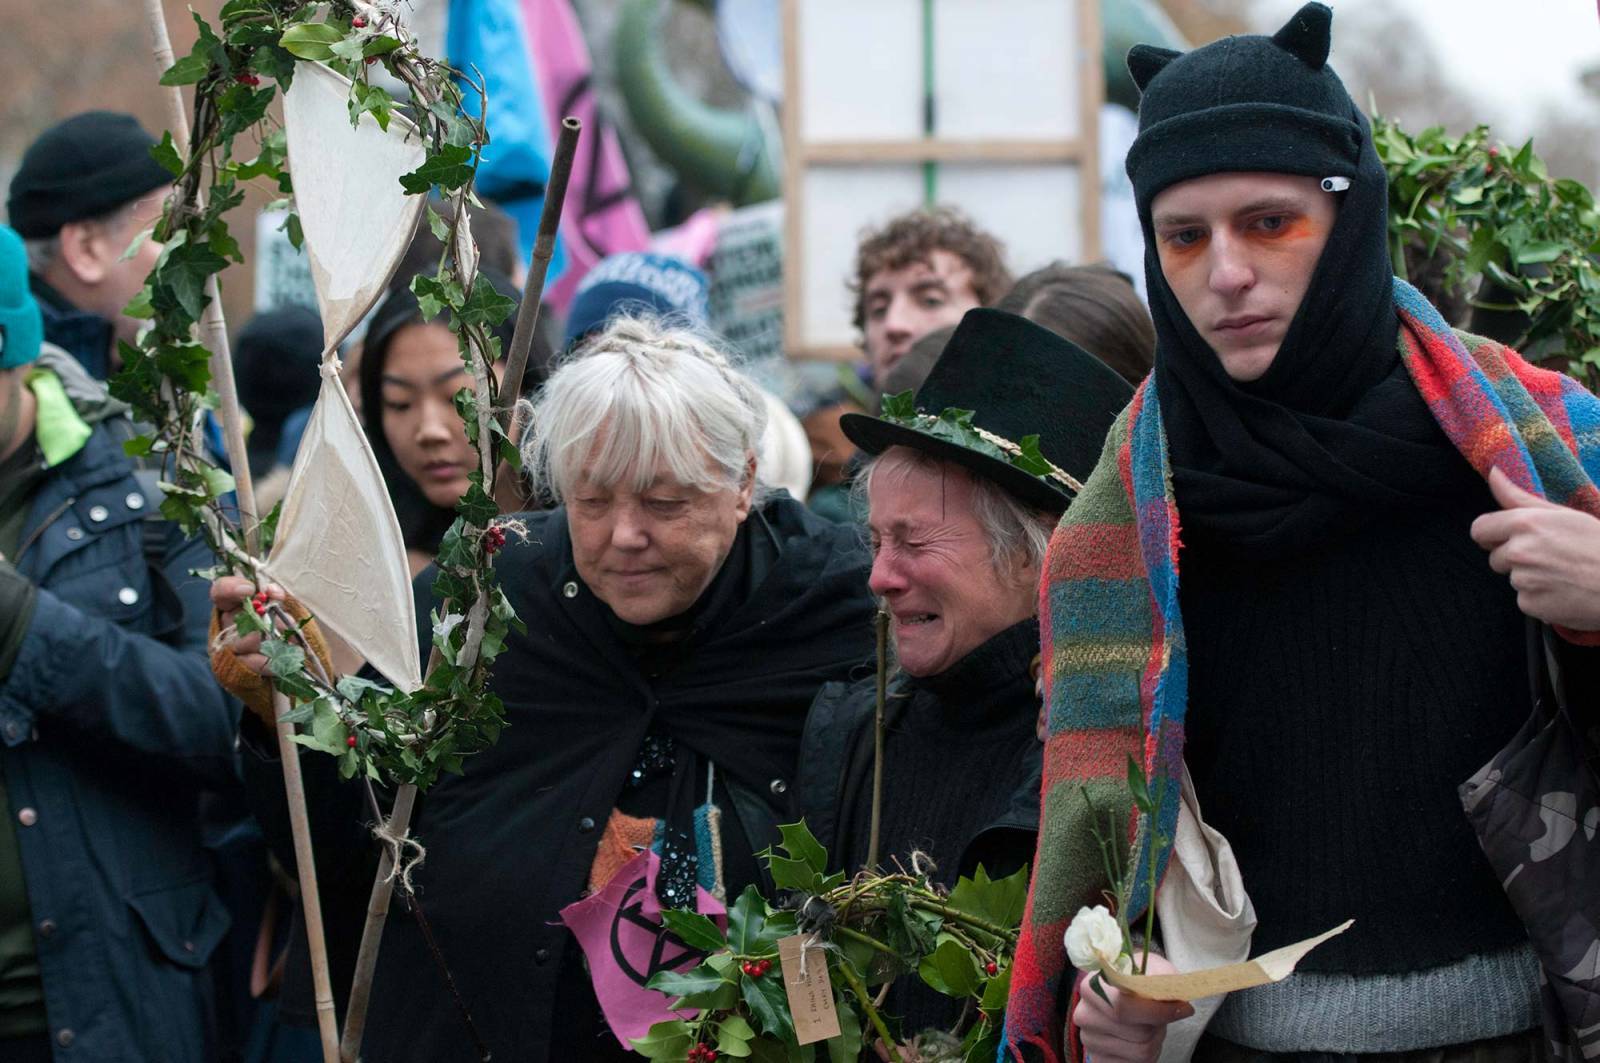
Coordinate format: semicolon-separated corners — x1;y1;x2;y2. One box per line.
1001;279;1600;1062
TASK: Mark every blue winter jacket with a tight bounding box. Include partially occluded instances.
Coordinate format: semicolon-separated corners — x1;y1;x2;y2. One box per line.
0;348;239;1061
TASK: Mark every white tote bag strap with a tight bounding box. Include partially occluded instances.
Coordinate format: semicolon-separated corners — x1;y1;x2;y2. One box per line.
1155;764;1258;1063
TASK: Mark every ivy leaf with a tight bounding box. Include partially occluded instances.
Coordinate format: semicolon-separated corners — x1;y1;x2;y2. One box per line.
455;479;497;528
150;132;184;177
330;34;367;63
459;278;516;328
364;35;405;57
153;341;215;394
218;81;276;140
153;241;227;323
349;82;395;132
160;52;213;86
201;465;236;500
399;144;475;195
660;910;726;953
426;205;450;242
262;638;306;679
879;390;917;420
1011;434;1053;478
279;22;344;61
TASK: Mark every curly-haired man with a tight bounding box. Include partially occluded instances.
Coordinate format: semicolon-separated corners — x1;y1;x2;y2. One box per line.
851;206;1011;387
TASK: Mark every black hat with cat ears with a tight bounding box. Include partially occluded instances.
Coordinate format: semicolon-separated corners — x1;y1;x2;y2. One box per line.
1123;2;1367;216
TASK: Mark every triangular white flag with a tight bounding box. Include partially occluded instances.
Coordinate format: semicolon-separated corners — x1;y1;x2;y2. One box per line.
261;371;423;692
283;62;427;353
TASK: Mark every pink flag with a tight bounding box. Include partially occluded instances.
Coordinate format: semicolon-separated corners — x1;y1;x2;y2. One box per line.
520;0;652;310
558;849;727;1049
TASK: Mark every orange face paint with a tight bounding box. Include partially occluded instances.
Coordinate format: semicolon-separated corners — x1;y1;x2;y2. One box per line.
1247;214;1321;247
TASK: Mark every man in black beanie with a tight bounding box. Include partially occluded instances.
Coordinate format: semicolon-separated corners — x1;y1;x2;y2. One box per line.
1014;4;1600;1062
7;111;172;379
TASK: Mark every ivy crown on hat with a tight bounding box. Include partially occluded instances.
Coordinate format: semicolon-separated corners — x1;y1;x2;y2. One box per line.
840;308;1134;514
1123;2;1365;216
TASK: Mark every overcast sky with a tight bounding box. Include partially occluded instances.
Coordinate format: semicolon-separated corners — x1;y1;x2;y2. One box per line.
1251;0;1600;131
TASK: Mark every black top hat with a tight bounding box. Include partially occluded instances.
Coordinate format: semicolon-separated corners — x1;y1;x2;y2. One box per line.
841;308;1135;513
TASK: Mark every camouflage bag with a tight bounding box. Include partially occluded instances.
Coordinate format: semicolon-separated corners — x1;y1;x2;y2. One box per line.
1460;621;1600;1063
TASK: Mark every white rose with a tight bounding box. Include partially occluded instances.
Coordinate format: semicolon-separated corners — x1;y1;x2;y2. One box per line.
1064;905;1130;974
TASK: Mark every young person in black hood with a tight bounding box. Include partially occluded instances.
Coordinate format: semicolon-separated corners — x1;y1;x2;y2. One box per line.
1013;5;1600;1062
357;269;542;574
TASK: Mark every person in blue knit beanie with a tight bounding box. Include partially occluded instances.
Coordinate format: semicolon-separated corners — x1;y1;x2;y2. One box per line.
0;222;238;1063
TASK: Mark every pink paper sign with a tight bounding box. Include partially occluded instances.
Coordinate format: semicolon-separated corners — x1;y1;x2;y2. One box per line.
559;849;726;1049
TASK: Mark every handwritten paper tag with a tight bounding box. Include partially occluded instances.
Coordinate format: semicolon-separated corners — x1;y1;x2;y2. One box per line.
777;934;842;1044
1100;920;1353;1002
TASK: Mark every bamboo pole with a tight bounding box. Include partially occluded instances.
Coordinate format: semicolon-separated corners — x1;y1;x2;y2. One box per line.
498;117;582;426
868;609;889;868
340;121;585;1063
143;5;339;1061
337;781;416;1061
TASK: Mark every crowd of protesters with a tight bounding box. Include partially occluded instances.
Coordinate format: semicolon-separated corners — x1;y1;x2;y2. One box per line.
2;3;1599;1062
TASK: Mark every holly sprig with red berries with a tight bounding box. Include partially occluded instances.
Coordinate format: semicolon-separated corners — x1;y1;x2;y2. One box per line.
116;0;521;790
634;822;1025;1063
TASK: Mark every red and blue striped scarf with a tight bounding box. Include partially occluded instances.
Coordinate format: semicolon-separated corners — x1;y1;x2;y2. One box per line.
1002;279;1600;1061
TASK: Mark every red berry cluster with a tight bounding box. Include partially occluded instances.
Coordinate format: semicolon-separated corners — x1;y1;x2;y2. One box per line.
984;961;999;976
351;14;368;27
483;525;507;555
739;958;772;978
364;55;380;66
252;591;270;616
234;73;261;87
686;1046;718;1062
346;734;358;748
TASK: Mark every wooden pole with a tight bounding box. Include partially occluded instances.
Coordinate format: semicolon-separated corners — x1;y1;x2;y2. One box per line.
338;782;416;1061
143;5;339;1061
868;609;889;869
497;117;581;426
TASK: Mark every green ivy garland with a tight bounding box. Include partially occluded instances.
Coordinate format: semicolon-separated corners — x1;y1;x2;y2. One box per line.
117;0;521;789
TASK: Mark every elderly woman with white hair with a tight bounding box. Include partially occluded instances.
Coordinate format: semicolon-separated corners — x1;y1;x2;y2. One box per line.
795;309;1133;1043
211;317;874;1061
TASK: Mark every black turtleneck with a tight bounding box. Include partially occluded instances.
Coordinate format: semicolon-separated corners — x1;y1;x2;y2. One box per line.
1180;488;1533;975
837;618;1041;1041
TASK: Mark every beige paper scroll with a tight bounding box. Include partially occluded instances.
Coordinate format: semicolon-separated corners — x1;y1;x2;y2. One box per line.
282;61;427;354
260;372;423;692
1100;920;1353;1003
268;60;435;693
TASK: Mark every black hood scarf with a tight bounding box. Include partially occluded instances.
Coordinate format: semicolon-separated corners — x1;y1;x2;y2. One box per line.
1127;2;1479;555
